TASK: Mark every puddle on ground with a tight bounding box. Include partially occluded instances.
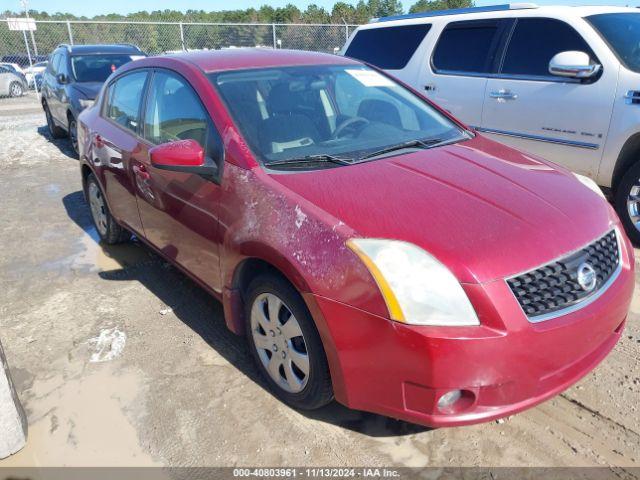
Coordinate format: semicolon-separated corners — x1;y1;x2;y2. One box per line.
42;226;154;274
0;366;159;467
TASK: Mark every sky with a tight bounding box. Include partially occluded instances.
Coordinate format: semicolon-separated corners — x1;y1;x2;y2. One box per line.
6;0;638;17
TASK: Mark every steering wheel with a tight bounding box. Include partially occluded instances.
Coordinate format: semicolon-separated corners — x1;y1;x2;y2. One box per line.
331;116;370;139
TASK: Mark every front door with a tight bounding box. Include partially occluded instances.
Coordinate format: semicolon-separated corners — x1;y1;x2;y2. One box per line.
480;17;617;178
134;70;224;293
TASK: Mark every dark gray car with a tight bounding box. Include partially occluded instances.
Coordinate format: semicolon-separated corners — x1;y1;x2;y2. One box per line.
41;43;146;155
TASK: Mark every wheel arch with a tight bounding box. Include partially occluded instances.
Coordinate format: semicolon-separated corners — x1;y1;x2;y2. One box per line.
223;248;313;337
612;132;640;193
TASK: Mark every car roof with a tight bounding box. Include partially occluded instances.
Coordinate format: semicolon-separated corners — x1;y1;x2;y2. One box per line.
365;3;638;28
61;44;144;55
161;48;360;73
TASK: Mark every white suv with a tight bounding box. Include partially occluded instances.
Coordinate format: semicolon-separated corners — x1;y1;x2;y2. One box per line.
343;4;640;242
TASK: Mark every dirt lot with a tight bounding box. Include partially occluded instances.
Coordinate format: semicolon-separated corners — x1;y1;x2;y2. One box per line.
0;94;639;469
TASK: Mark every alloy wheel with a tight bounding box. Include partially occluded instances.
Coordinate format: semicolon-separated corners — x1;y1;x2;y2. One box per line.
88;181;108;236
250;292;310;393
627;183;640;232
10;83;22;97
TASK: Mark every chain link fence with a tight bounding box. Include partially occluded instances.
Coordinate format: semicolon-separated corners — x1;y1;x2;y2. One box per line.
0;19;359;67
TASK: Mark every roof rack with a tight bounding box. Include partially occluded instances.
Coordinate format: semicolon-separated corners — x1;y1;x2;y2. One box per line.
117;43;143;51
54;43;142;52
374;3;538;23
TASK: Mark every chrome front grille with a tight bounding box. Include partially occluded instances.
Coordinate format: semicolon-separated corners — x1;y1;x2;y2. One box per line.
507;230;620;322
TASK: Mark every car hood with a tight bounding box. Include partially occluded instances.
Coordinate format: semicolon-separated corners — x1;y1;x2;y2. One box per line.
270;135;616;284
71;82;103;100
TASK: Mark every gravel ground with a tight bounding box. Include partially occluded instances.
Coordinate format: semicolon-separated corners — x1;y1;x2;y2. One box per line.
0;99;639;469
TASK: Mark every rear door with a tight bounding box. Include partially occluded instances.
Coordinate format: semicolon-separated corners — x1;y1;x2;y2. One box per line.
421;19;512;126
135;69;224;293
480;17;617;177
93;69;149;234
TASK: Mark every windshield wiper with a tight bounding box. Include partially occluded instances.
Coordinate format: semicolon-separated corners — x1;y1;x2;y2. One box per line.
356;138;447;162
265;154;352;168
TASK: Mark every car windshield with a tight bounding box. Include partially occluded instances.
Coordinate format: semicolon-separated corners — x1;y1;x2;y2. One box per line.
71;54;142;83
210;64;466;167
588;13;640;73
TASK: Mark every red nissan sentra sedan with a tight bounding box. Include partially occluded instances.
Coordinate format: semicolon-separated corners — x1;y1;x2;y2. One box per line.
77;49;634;427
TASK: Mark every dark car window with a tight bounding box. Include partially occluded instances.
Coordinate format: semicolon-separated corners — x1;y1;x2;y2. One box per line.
588;13;640;73
71;54;143;83
46;53;61;75
433;20;505;74
105;71;148;133
501;18;595;77
143;71;209;146
345;24;431;70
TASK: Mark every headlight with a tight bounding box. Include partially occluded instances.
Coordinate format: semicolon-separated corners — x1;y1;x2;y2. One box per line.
346;239;479;326
79;98;95;109
574;173;605;199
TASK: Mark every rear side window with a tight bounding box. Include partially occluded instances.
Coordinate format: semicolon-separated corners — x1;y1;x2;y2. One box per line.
345;24;431;70
105;71;148;133
433;20;505;74
501;18;595;77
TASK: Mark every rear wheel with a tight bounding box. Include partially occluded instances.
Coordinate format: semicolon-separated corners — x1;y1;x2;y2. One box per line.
85;174;131;244
245;274;333;410
9;82;23;97
616;161;640;245
44;102;65;139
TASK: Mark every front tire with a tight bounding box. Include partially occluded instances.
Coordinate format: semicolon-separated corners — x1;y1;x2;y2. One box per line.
245;274;333;410
9;81;23;97
85;174;131;244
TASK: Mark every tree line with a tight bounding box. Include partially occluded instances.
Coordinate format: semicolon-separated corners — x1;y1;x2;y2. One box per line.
2;0;473;25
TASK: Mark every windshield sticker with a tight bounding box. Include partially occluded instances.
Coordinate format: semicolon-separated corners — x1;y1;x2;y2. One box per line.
345;69;395;87
130;55;146;61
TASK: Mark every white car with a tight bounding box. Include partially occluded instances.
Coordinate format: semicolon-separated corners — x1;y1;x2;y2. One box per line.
24;61;47;88
0;62;25;76
343;4;640;242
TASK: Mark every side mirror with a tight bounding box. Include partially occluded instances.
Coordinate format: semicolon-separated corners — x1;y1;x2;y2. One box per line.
549;51;601;79
149;139;219;179
56;73;68;84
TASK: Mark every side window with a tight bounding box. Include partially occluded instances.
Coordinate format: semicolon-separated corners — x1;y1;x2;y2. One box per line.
345;24;432;70
433;20;506;74
143;71;209;146
501;18;596;77
105;71;148;133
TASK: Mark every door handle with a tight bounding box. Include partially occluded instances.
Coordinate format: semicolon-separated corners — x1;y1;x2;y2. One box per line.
490;89;518;100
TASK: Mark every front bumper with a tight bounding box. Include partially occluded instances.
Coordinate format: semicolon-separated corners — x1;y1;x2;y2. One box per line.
308;233;634;428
